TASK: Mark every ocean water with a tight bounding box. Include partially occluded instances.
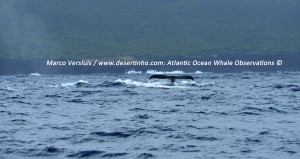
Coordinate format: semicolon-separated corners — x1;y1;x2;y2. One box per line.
0;71;299;159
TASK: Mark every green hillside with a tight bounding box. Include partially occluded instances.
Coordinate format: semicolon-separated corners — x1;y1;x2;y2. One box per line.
0;0;299;59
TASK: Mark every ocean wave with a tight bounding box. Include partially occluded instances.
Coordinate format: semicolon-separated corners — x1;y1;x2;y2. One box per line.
273;84;298;89
146;70;203;74
273;84;299;92
115;79;188;88
136;153;154;159
66;150;128;158
240;106;287;114
1;87;14;92
91;128;152;138
49;80;89;88
114;79;213;88
126;70;142;74
30;73;41;76
91;131;132;138
102;152;128;158
168;133;219;141
124;70;204;74
195;71;203;74
66;150;105;158
99;81;126;87
35;146;63;157
291;87;300;92
146;70;185;74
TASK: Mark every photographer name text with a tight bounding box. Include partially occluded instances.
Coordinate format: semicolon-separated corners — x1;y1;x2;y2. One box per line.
46;59;283;66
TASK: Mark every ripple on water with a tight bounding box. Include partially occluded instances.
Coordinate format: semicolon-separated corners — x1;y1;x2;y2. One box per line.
66;150;129;158
34;146;64;157
91;128;154;138
136;153;155;159
66;150;105;158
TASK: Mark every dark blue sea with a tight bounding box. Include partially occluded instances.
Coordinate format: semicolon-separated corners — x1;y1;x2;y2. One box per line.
0;71;299;159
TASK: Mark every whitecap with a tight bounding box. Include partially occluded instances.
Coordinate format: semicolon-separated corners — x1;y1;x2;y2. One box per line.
178;80;214;87
30;73;41;76
126;70;142;74
50;80;89;88
195;71;203;74
115;79;188;88
1;87;14;91
146;70;185;74
146;70;203;74
114;79;212;88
